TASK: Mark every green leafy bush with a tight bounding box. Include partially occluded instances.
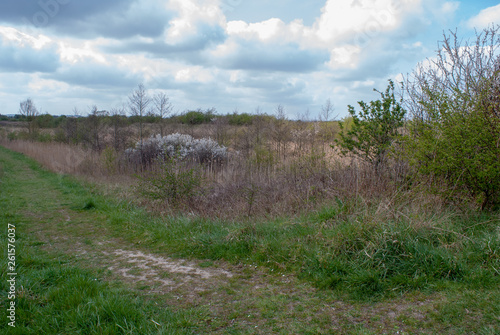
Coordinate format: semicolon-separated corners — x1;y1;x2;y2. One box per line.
178;109;215;125
334;80;406;174
227;112;254;126
403;27;500;209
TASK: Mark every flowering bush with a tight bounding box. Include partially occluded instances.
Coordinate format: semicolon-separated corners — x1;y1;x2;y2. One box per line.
126;133;227;166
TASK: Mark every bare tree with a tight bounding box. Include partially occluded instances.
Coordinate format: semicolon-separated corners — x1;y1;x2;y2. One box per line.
82;105;107;151
211;110;230;146
272;104;290;159
153;92;172;137
109;106;130;151
19;98;39;137
319;99;338;152
320;98;336;122
61;107;80;144
128;83;151;163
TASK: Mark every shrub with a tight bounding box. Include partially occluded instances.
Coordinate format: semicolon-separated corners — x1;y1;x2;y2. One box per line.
403;27;500;209
138;158;203;209
125;133;228;167
334;80;406;174
227;112;254;126
179;109;215;125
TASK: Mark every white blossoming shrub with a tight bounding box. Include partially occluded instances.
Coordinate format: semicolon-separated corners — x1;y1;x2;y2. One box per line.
126;133;228;166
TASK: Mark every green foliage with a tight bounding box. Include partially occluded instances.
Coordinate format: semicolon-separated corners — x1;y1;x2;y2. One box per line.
179;109;216;125
403;27;500;210
406;90;500;209
36;132;53;142
227;112;254;126
334;80;406;172
34;113;54;128
7;131;18;141
100;146;118;174
138;158;203;208
252;144;275;168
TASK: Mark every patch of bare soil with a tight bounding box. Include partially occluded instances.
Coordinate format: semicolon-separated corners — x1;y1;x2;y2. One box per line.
104;247;233;293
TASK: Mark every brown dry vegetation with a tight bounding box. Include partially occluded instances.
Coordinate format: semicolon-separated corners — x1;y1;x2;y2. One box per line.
0;116;421;221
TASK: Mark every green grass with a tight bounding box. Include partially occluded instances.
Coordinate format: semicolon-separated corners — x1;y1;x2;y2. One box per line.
1;145;499;334
0;148;199;334
93;194;500;300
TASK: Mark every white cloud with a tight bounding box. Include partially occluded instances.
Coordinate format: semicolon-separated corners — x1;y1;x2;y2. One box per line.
166;0;225;42
175;66;215;83
308;0;423;47
0;26;52;49
441;1;460;15
468;4;500;29
327;45;361;69
226;18;286;41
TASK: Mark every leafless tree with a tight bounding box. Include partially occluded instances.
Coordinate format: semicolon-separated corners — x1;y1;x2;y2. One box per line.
272;104;290;159
153;92;173;137
320;98;336;122
319;99;338;152
128;83;151;163
82;105;107;151
210;110;231;146
19;98;39;137
109;106;130;151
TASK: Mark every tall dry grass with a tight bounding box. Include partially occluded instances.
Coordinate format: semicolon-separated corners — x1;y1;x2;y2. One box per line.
0;123;440;221
0;139;92;174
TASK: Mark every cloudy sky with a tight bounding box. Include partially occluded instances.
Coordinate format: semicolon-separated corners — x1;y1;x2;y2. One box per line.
0;0;499;119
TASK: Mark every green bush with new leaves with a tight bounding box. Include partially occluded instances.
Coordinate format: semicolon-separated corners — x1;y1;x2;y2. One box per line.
403;26;500;209
334;80;406;174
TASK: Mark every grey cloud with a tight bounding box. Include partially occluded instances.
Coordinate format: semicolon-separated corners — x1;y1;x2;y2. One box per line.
44;61;141;88
103;23;227;58
52;1;171;39
0;0;132;25
215;40;329;73
227;72;313;112
0;0;130;18
0;0;168;39
0;39;60;73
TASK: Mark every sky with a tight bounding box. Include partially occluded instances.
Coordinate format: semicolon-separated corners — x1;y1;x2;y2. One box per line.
0;0;499;119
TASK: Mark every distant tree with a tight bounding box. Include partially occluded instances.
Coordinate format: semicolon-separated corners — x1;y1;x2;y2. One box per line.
82;106;107;151
152;92;173;137
108;106;130;151
320;99;336;122
35;113;54;128
334;80;406;174
319;99;338;152
128;83;151;164
211;110;231;146
272;105;290;159
61;107;80;144
19;98;39;138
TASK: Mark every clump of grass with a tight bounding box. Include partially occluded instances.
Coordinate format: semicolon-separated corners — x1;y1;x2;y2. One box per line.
82;198;96;210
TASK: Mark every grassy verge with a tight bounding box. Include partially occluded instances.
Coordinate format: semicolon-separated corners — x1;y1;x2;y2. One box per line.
1;145;499;334
91;181;500;300
0;149;199;334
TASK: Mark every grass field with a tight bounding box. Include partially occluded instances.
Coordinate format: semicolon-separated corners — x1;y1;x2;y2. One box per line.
1;145;499;334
